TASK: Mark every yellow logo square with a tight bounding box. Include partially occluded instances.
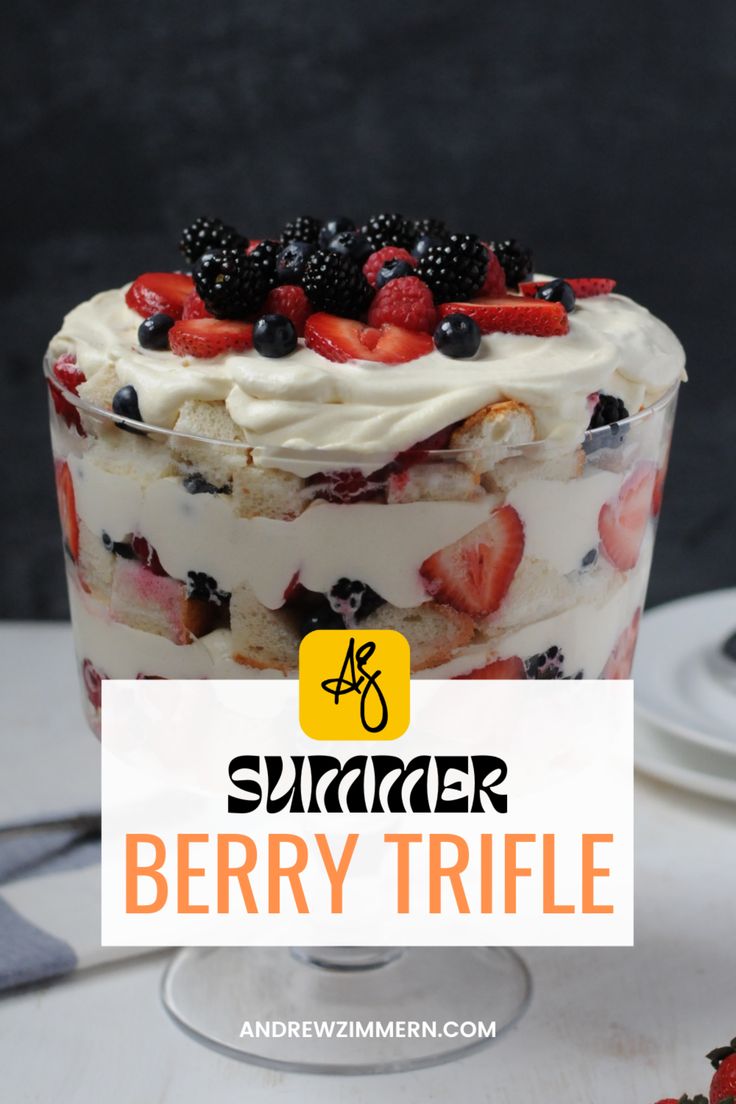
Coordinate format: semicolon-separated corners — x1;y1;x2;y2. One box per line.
299;629;410;741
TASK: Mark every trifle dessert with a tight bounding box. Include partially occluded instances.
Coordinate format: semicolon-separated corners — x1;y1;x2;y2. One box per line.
45;212;685;730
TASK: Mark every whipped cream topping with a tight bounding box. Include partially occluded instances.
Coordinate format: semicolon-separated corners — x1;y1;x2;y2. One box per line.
49;281;685;465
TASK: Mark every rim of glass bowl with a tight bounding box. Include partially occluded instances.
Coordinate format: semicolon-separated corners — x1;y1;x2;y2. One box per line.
43;352;680;465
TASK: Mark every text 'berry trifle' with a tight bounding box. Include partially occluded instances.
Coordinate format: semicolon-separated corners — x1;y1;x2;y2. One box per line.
45;212;685;731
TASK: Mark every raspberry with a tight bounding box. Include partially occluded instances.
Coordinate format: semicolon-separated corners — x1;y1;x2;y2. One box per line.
363;247;416;288
264;285;312;336
479;247;507;296
367;276;436;334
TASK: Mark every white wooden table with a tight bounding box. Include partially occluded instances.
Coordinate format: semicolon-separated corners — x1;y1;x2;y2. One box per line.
1;623;734;1103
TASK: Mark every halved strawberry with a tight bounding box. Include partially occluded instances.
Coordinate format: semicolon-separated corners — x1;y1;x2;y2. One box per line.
125;272;194;319
599;463;657;571
438;296;569;337
601;609;641;679
55;460;79;561
265;284;312;336
363;246;416;288
420;505;524;617
181;291;211;320
519;278;616;298
456;656;527;680
169;317;254;358
305;313;433;364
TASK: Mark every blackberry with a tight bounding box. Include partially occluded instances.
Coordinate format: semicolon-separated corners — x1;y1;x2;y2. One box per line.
182;472;231;496
412;217;447;242
525;645;582;680
319;217;355;248
179;216;248;264
186;570;230;606
194;249;266;319
302;249;373;317
585;394;629;454
281;215;321;245
328;579;385;624
416;234;488;302
362;212;413;252
488;240;534;289
248;239;281;291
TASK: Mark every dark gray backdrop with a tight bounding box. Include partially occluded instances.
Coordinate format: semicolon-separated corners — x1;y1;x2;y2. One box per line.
3;1;734;618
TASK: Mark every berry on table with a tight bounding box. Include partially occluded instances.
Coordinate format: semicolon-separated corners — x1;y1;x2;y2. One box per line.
281;215;322;245
194;249;266;319
264;284;312;336
433;313;482;358
535;278;576;312
706;1036;736;1104
125;272;194;319
138;312;175;350
275;241;314;284
179;216;248;263
302;250;373;317
169;317;254;358
368;276;436;334
304;312;433;364
253;313;298;358
487;240;534;289
319;217;355;248
416;234;488;302
362;212;413;252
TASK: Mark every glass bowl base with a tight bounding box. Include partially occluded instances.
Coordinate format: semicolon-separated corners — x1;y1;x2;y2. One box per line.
161;946;532;1075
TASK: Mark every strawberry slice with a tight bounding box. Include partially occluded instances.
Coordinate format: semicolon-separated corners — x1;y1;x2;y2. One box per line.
55;460;79;561
305;313;433;364
181;291;211;320
48;354;86;434
125;272;194;319
519;278;616;298
601;609;641;679
456;656;527;680
599;463;657;571
420;504;524;617
169;317;254;358
438;296;569;337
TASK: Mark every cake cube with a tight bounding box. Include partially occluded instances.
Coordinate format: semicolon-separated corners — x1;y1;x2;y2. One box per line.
360;602;475;672
231;585;299;672
387;462;481;504
77;522;114;601
171;400;248;487
232;464;306;519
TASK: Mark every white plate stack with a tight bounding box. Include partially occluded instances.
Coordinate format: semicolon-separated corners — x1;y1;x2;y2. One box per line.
634;588;736;802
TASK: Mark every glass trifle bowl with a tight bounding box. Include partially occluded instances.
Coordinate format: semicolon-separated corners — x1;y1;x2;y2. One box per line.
44;230;685;1072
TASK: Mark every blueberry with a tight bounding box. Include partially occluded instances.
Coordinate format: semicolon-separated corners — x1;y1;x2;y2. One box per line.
582;548;598;568
101;531;134;558
275;240;314;284
412;233;443;261
327;230;372;264
253;313;298;358
375;258;415;289
138;312;175;350
433;313;482;359
535;278;576;313
299;599;344;639
183;472;232;496
319;217;355;249
112;385;146;434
